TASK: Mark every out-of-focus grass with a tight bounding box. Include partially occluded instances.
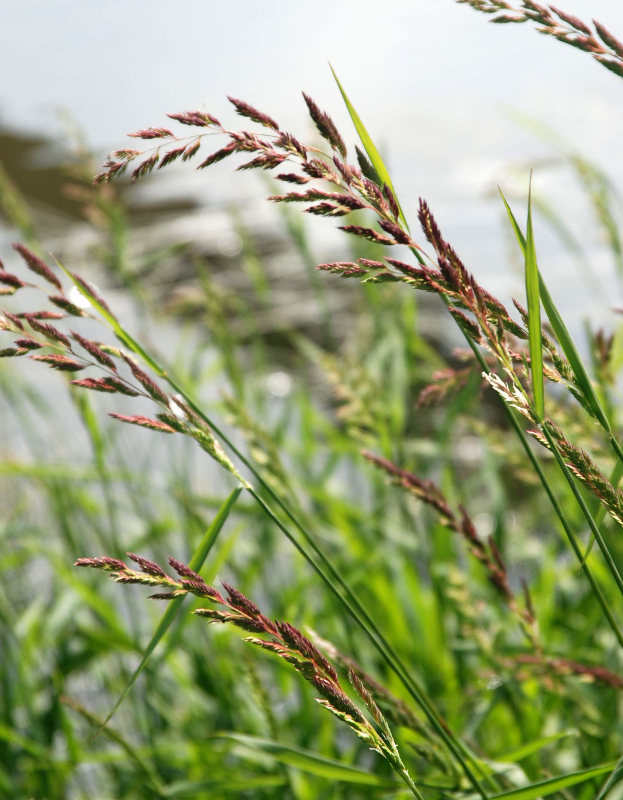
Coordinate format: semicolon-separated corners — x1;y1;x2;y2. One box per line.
1;90;623;798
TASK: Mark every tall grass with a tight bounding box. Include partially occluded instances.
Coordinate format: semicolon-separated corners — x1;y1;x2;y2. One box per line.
1;2;623;798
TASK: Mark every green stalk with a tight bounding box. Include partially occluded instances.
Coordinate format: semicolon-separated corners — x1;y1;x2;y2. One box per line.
497;196;623;602
56;262;489;797
451;308;623;648
246;486;488;798
541;427;623;601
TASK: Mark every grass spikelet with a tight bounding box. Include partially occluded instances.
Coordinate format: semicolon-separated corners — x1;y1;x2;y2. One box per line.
14;337;43;350
302;92;347;158
12;243;62;290
227;96;279;131
24;317;71;348
128;127;174;139
71;332;118;371
70;377;121;393
126;553;168;577
0;270;26;289
338;225;394;245
158;146;187;168
30;354;85;371
167;110;220;127
48;295;85;316
197;143;237;169
120;353;168;402
108;413;177;433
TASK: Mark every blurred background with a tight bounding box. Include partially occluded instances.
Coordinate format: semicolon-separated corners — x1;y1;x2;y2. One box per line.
3;3;623;797
3;0;623;311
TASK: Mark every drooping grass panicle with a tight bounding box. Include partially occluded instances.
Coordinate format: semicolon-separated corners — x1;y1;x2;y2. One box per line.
96;96;421;250
456;1;623;79
13;243;63;291
363;450;541;648
76;553;422;796
531;420;623;527
0;263;246;483
92;88;623;598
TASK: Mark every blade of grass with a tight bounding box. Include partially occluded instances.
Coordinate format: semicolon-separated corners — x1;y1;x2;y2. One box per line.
162;775;286;796
524;175;544;421
95;486;242;734
488;761;615;800
582;458;623;563
500;190;623;603
499;189;612;433
216;732;398;787
329;66;415;240
594;752;623;800
54;258;489;798
495;731;577;764
61;696;165;795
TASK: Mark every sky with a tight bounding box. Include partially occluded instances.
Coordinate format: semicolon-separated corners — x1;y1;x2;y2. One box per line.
3;0;623;317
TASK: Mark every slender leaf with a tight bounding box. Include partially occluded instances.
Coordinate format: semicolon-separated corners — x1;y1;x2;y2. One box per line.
163;775;286;797
97;486;242;733
524;175;544;421
216;732;398;787
499;189;611;432
488;761;615;800
495;731;578;764
330;65;409;232
595;752;623;800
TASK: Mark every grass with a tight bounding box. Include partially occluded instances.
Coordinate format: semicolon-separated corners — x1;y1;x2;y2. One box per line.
1;2;623;798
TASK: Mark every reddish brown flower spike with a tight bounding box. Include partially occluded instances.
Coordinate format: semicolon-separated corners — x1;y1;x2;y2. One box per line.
128;127;174;139
75;556;127;571
25;317;71;348
167;110;220;127
48;295;84;316
302;93;347;158
71;332;118;371
222;582;261;617
70;272;116;318
0;270;26;289
168;558;203;583
14;338;43;350
126;553;167;577
121;354;168;402
339;225;394;245
197;144;237;169
108;413;177;433
275;173;310;184
30;354;85;371
227;96;279;131
12;243;62;291
378;219;412;245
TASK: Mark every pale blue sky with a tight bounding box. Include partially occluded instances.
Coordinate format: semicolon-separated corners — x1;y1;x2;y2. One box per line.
3;1;623;152
3;1;623;318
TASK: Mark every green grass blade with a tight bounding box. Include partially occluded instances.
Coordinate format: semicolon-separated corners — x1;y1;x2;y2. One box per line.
53;258;484;797
524;176;544;421
216;732;398;787
499;189;611;432
96;486;242;734
330;65;408;232
488;761;615;800
62;697;165;794
595;752;623;800
495;731;578;764
539;276;612;431
162;776;287;797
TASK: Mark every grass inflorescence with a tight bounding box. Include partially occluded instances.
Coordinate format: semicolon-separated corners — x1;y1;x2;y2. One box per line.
1;2;623;798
